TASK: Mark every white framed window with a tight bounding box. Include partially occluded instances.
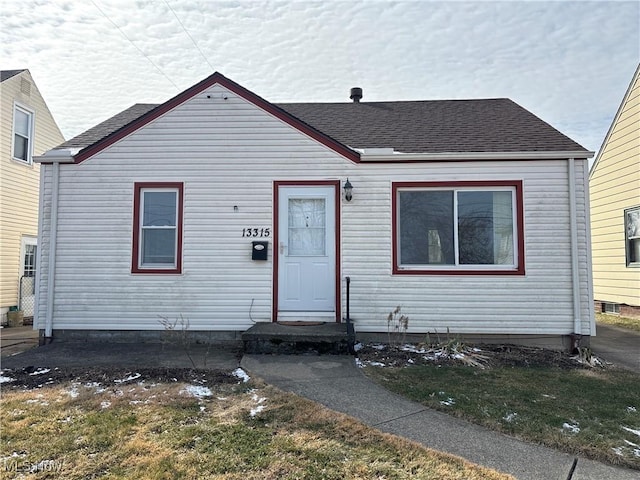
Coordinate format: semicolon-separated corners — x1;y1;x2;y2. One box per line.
393;181;525;275
12;103;34;164
625;206;640;267
132;182;183;274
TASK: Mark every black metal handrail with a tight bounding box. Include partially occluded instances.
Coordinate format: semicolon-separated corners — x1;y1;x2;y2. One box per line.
345;276;355;354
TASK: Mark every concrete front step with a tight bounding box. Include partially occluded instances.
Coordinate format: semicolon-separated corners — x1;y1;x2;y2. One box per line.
242;322;353;354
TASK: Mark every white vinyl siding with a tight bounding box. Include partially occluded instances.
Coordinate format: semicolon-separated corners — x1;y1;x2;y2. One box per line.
35;84;593;336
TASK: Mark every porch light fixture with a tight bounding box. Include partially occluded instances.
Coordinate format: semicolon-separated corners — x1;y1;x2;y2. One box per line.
344;178;353;202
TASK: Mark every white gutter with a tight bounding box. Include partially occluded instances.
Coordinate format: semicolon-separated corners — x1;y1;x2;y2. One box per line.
568;158;582;336
359;150;594;162
33;150;75;341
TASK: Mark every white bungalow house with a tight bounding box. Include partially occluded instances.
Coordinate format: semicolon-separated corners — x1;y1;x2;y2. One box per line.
35;72;594;349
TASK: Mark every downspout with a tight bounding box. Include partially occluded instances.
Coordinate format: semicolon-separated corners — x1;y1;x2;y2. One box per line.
34;165;46;336
568;158;582;347
44;161;60;342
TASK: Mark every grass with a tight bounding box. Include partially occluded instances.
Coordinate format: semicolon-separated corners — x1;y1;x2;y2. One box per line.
0;377;514;479
596;313;640;332
365;364;640;470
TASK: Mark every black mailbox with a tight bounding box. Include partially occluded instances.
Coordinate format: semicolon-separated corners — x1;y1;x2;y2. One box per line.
252;241;268;260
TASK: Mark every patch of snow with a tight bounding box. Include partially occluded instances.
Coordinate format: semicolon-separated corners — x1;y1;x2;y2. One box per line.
114;373;142;384
612;447;624;456
28;368;51;376
368;361;386;367
562;422;580;434
621;426;640;437
624;439;639;447
355;358;364;368
66;386;79;398
0;375;15;384
371;344;386;350
217;397;228;401
232;368;250;383
627;406;637;413
542;394;556;399
100;401;111;409
181;385;213;398
503;412;518;422
353;342;363;352
250;405;266;417
250;393;267;417
440;397;455;406
401;345;427;354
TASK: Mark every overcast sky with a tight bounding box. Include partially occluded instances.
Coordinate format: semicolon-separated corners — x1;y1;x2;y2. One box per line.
2;0;639;155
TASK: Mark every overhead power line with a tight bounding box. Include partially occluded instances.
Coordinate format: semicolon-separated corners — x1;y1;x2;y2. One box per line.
163;0;216;72
90;0;179;89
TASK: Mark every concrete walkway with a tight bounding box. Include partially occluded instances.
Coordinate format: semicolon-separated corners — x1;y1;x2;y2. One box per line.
590;323;640;372
241;355;637;480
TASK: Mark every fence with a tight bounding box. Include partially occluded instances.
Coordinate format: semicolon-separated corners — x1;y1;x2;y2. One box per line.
18;275;35;319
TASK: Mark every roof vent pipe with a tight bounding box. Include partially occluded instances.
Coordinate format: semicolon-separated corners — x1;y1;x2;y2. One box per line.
350;87;363;103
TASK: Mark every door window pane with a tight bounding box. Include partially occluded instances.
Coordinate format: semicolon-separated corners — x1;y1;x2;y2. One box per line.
288;198;326;256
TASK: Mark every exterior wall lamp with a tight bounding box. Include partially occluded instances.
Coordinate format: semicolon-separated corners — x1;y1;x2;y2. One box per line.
343;178;353;202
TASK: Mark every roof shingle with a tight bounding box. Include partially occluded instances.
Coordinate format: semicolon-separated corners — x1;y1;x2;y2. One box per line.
57;93;588;155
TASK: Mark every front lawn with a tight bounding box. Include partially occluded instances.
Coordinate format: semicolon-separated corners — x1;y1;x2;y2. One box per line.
0;367;513;480
364;351;640;470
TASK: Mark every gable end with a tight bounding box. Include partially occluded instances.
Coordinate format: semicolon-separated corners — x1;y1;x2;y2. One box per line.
72;72;360;164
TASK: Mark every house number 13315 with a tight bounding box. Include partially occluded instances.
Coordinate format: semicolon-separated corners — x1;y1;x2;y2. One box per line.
242;228;271;238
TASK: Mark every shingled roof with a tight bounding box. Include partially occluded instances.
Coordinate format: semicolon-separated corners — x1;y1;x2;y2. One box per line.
56;78;588;157
0;69;27;82
278;99;587;153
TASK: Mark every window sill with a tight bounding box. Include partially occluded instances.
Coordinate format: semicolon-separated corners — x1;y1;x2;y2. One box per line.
394;267;525;276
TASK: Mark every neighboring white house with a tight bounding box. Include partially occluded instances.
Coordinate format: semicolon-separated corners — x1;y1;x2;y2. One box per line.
35;72;594;349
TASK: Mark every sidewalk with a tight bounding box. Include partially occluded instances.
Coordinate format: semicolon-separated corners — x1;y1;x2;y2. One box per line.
241;354;638;480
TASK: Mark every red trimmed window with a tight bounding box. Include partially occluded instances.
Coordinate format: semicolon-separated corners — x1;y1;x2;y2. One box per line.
393;181;525;275
132;182;183;274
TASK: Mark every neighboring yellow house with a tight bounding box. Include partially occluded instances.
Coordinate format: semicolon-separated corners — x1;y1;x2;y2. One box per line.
590;64;640;319
0;69;65;324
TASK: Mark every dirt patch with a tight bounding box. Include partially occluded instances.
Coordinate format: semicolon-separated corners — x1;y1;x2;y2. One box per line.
0;366;238;391
356;343;599;369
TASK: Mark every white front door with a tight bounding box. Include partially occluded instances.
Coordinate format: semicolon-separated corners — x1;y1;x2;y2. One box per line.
277;186;336;313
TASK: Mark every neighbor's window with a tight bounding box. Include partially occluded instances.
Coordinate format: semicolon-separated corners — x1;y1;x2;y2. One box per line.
132;183;183;274
393;181;524;275
625;206;640;267
12;104;34;164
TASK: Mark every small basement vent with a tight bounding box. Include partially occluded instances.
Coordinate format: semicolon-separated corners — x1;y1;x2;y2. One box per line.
20;78;31;96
